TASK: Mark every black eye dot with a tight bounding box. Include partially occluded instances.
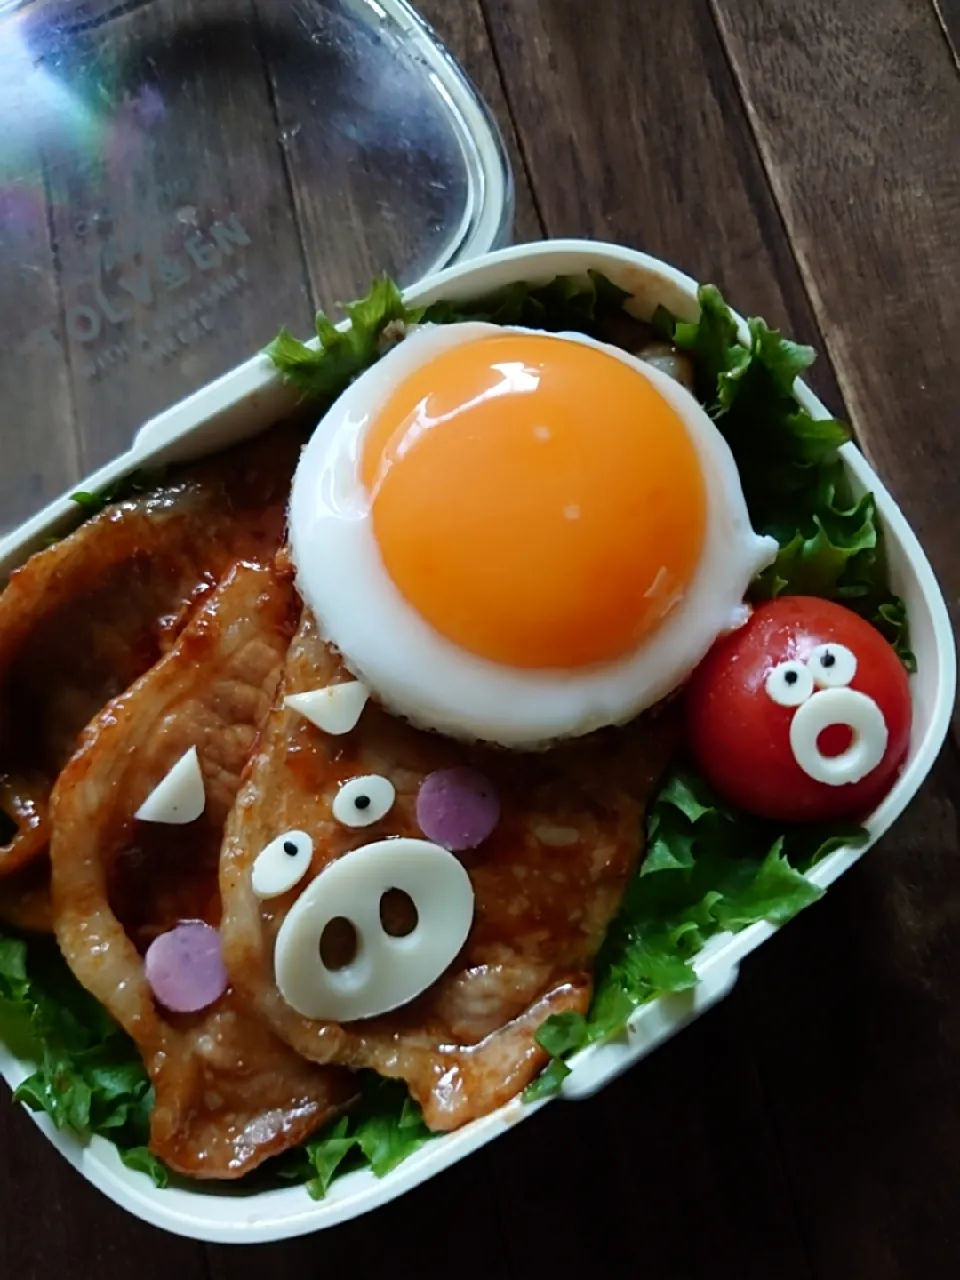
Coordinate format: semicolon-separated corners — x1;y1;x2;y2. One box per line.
283;840;299;856
821;650;836;668
784;669;798;685
354;795;371;810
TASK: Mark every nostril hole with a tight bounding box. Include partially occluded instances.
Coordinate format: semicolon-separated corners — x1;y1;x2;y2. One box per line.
817;724;854;758
319;916;359;970
380;888;418;938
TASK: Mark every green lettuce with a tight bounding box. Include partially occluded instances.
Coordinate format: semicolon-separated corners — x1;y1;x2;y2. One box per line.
69;468;167;520
265;270;632;401
654;287;913;667
527;772;867;1098
0;926;429;1197
276;1077;433;1199
264;276;413;402
0;271;909;1193
417;269;631;332
0;931;167;1187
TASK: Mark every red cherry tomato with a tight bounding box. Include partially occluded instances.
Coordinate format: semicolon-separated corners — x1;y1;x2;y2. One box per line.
686;597;912;822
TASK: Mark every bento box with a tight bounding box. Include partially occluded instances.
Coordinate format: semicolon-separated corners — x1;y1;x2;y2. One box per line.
0;240;954;1244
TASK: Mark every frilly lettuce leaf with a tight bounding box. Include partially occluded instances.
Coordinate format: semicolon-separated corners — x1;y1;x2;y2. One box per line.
418;269;631;332
265;275;413;401
0;930;167;1187
266;270;632;400
275;1076;433;1199
655;288;912;667
528;772;867;1095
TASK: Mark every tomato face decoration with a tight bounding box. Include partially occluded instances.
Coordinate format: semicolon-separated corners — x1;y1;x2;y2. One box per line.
685;597;912;822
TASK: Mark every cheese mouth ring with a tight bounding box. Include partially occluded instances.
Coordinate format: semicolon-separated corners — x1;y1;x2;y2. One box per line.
788;687;888;786
273;838;475;1022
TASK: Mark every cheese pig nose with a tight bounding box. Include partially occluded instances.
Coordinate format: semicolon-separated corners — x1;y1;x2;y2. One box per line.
273;838;475;1022
788;688;888;786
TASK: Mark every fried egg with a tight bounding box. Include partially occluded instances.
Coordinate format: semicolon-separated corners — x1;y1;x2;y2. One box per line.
288;322;776;747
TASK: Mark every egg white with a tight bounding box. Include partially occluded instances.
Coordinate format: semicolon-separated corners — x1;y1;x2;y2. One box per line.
288;322;776;748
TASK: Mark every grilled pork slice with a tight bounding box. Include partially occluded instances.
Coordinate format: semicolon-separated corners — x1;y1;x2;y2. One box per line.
50;564;354;1178
0;422;300;913
220;609;679;1131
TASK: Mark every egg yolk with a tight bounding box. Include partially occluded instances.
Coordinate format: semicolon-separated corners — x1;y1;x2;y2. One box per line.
361;333;707;670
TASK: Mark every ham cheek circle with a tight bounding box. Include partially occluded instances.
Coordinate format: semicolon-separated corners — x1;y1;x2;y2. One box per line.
145;921;229;1014
416;767;501;851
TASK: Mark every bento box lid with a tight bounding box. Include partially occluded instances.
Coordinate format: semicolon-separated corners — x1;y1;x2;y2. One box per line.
0;0;513;533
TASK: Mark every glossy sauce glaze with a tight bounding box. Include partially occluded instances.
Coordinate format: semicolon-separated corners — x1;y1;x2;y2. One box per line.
0;423;303;912
49;562;355;1178
221;609;681;1131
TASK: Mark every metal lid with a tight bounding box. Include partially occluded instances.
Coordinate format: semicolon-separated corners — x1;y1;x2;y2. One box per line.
0;0;513;528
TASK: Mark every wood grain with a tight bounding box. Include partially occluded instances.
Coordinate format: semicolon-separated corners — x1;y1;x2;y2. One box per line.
707;2;960;1275
1;1;958;1276
480;0;840;401
256;0;540;317
484;1008;815;1280
738;747;960;1280
712;0;960;643
0;130;78;534
205;1153;511;1280
933;0;960;57
416;0;543;243
41;0;315;471
0;1105;208;1280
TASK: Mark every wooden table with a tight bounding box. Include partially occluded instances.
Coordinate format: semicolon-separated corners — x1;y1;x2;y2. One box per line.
2;1;959;1275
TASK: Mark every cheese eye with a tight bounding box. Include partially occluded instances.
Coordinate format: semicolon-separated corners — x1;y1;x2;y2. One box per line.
251;830;314;900
284;680;369;735
807;643;857;688
765;660;814;708
273;838;475;1021
332;775;396;828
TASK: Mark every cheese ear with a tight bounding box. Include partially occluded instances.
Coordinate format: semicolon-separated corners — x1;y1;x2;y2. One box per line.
284;681;369;735
135;746;205;824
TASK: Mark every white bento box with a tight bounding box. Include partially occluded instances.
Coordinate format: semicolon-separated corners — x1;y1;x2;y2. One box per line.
0;240;954;1244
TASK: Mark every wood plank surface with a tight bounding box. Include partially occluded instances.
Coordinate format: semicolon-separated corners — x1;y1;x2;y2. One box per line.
1;1;958;1277
0;106;78;533
705;3;960;1276
415;0;542;243
40;0;315;472
480;0;838;362
257;0;540;313
712;0;960;641
933;0;960;55
0;1105;209;1280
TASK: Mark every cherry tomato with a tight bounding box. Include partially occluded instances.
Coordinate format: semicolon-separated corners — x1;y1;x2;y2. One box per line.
685;597;912;822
